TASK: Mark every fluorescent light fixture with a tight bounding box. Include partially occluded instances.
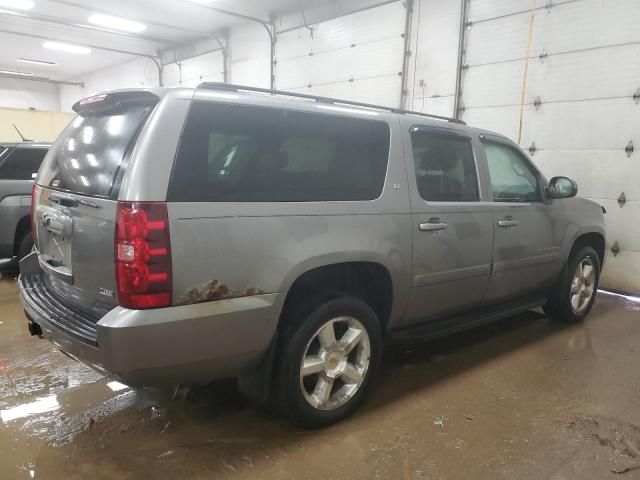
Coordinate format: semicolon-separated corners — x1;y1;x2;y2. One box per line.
43;41;91;55
0;0;34;11
88;13;146;33
17;57;57;66
0;69;33;76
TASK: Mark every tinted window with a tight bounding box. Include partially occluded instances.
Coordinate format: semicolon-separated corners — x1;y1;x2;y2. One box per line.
168;102;390;202
411;130;479;202
483;141;541;202
0;148;47;180
38;105;154;198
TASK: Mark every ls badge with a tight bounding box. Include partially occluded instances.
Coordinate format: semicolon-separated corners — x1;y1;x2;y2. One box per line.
98;287;114;298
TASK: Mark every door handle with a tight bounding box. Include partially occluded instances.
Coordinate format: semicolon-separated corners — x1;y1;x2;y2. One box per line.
419;218;448;232
498;216;520;227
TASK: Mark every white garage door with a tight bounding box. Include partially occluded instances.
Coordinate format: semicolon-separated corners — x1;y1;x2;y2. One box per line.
275;2;405;107
163;51;225;88
461;0;640;293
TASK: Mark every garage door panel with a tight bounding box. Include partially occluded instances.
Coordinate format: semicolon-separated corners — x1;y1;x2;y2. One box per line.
461;105;521;141
521;99;640;150
276;29;312;60
532;0;640;57
592;199;640;254
288;75;400;107
276;57;312;89
600;250;640;292
463;61;524;107
532;150;640;201
276;3;402;106
310;40;403;86
469;0;541;22
411;95;455;118
465;14;531;65
308;2;404;52
527;44;640;101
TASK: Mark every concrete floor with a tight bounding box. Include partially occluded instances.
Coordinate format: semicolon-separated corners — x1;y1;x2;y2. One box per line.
1;274;639;480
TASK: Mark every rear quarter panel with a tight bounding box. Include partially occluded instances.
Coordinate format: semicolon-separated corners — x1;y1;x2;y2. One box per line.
165;109;413;334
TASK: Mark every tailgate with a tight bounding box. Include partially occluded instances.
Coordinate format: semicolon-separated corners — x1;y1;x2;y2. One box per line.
34;187;119;313
32;91;158;314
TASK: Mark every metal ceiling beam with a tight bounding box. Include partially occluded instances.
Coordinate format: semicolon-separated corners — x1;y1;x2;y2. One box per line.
0;8;178;44
0;73;83;87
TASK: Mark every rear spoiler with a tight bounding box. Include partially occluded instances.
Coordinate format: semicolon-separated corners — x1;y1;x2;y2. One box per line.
72;91;159;114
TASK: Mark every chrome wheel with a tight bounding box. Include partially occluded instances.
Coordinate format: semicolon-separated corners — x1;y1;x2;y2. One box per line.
570;256;596;313
299;316;371;411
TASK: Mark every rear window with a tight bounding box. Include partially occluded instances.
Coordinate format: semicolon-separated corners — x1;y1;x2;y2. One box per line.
167;102;390;202
0;147;47;180
38;104;154;198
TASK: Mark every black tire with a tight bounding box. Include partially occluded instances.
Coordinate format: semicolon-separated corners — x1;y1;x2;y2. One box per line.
545;246;600;323
273;294;382;428
17;231;33;261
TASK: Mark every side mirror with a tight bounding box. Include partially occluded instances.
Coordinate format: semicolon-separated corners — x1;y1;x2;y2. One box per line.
548;176;578;199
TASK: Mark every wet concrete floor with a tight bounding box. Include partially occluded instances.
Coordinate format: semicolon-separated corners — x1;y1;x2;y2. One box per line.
1;273;639;479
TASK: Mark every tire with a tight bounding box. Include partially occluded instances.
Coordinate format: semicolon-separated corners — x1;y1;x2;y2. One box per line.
545;246;600;323
17;231;33;261
273;294;382;428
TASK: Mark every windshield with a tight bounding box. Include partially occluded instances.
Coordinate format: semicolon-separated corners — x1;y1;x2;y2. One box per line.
38;104;154;198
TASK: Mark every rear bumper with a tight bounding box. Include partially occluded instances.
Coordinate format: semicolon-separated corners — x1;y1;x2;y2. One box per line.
19;256;283;386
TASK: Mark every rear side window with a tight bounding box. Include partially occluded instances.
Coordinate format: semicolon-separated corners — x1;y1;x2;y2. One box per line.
38;105;154;198
168;102;390;202
0;148;47;180
411;130;479;202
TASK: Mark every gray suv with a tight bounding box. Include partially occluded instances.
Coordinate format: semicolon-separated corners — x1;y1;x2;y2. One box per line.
19;84;605;427
0;141;50;269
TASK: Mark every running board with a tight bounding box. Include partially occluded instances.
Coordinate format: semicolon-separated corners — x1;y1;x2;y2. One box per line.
389;296;547;344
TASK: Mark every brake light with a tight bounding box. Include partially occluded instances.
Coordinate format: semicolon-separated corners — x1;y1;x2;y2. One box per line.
115;202;172;309
31;185;39;246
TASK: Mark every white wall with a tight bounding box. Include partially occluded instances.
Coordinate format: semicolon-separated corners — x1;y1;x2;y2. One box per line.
407;0;461;116
58;57;161;112
0;77;60;111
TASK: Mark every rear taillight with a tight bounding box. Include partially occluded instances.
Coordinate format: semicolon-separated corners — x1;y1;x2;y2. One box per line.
30;185;39;246
115;202;172;309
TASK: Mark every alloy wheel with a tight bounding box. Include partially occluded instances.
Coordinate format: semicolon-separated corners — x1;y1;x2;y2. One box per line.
570;256;596;313
299;316;371;411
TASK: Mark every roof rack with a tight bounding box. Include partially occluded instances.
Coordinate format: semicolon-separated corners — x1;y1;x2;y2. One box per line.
197;82;466;125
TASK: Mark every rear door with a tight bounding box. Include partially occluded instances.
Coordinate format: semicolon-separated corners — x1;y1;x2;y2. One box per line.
403;123;493;325
33;93;158;315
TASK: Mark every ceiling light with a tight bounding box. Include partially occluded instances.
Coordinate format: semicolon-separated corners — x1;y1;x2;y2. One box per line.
88;13;146;33
0;0;34;11
43;41;91;54
0;69;33;76
17;57;57;66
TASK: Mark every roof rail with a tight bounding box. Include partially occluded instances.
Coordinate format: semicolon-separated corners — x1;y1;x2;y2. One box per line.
197;82;466;125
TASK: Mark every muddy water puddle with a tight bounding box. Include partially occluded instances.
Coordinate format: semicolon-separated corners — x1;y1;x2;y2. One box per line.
1;275;640;479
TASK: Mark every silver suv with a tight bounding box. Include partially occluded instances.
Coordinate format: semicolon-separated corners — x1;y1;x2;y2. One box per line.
0;141;50;269
19;84;605;427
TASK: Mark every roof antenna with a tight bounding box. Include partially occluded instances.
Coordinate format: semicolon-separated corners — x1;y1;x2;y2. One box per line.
12;124;32;142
